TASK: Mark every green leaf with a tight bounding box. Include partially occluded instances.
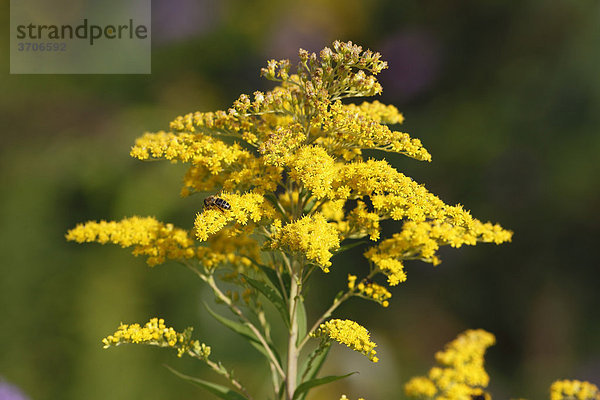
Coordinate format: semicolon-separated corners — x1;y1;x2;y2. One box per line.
299;343;330;384
165;365;249;400
292;372;356;400
296;295;307;346
243;275;290;327
204;303;281;364
255;263;287;299
205;303;257;342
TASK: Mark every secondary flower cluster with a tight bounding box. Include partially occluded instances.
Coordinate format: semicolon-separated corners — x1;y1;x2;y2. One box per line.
405;331;599;400
102;318;210;359
313;319;378;362
66;216;195;266
550;380;600;400
348;274;392;307
404;329;495;400
269;213;340;271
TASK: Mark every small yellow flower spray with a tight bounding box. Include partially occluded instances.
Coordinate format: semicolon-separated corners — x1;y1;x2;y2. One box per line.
67;41;520;400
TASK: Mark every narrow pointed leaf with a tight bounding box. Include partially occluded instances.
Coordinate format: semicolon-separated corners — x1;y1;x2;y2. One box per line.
165;365;249;400
255;263;287;299
293;372;356;400
243;275;289;327
299;344;330;384
204;303;281;364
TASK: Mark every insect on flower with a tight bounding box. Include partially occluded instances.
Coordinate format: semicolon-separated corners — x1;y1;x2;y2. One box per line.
204;195;231;212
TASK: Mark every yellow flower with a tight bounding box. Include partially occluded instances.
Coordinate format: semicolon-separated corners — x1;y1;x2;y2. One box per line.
287;145;339;200
196;227;261;271
66;216;196;266
194;192;276;241
131;131;282;196
259;122;306;166
102;317;211;359
405;329;495;400
364;219;512;284
348;275;392;307
270;213;340;272
405;376;438;398
339;395;367;400
550;380;600;400
339;201;381;241
316;100;431;161
313;319;378;362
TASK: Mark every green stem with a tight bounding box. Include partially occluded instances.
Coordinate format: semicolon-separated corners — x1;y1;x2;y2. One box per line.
206;274;286;379
204;357;255;400
257;309;280;397
286;270;300;400
183;262;286;380
297;290;353;351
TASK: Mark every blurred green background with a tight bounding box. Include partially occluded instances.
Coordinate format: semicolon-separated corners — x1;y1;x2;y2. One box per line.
1;0;599;399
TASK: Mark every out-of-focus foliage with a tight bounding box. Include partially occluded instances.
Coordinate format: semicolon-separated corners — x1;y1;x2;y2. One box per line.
1;1;598;399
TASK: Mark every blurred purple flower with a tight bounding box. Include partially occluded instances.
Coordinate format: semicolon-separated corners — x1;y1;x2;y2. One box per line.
153;0;221;43
380;29;442;101
265;19;329;60
0;380;29;400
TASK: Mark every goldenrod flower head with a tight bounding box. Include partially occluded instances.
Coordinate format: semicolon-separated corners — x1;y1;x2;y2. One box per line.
550;380;600;400
313;319;378;362
364;219;512;283
405;376;438;398
259;123;305;166
288;146;339;199
66;216;196;266
340;201;381;241
270;213;340;271
130;131;248;169
405;329;495;400
196;227;260;270
194;192;275;241
102;317;210;359
316;100;430;161
348;275;392;307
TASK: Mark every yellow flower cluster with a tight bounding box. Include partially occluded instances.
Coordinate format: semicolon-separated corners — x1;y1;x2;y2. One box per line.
345;100;404;124
130;131;248;169
339;395;366;400
194;192;275;241
258;122;305;166
364;219;512;285
131;131;281;196
65;216;195;266
288;146;338;200
313;319;378;362
102;317;211;359
269;213;340;271
316;100;431;161
347;275;392;307
405;329;495;400
342;201;381;241
550;380;600;400
196;227;261;270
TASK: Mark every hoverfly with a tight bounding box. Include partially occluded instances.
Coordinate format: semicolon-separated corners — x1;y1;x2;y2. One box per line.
204;195;231;212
